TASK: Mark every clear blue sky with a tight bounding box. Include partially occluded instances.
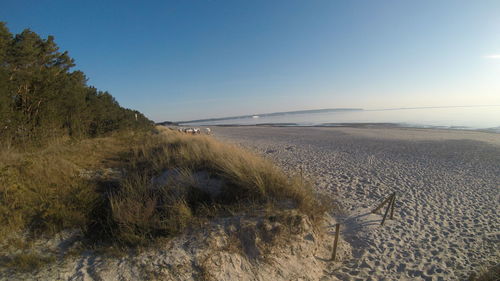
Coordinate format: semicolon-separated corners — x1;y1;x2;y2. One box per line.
2;0;500;121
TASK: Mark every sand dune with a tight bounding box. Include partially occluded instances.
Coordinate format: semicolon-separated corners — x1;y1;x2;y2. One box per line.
214;126;500;280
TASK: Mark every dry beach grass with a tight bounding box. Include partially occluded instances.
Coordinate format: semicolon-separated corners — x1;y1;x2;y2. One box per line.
0;126;324;274
95;126;323;245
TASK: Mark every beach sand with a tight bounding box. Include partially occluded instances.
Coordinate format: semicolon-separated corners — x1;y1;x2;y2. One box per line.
213;126;500;280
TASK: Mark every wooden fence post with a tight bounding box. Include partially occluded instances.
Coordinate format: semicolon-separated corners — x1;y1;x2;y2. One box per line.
390;192;396;220
380;193;394;226
372;192;394;214
331;223;340;261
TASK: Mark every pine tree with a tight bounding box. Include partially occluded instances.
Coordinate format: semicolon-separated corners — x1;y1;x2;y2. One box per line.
0;22;153;146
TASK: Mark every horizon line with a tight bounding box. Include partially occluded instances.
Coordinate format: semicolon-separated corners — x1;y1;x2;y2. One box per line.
166;104;500;124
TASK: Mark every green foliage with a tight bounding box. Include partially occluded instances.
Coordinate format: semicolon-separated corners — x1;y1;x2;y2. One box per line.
0;22;153;146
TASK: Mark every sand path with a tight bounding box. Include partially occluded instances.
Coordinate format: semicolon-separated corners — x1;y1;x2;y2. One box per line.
213;126;500;280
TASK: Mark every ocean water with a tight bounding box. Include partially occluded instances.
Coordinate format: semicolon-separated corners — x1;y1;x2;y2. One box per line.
185;106;500;131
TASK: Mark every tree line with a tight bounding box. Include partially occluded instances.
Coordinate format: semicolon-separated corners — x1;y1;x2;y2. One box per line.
0;22;153;146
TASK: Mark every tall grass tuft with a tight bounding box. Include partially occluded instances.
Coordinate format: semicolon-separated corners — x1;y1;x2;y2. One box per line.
0;132;140;241
91;127;324;245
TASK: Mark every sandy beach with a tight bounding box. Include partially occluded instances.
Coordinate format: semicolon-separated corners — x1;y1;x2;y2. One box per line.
213;126;500;280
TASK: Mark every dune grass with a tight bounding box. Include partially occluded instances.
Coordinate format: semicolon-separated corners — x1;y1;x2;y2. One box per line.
470;263;500;281
91;126;323;245
0;132;139;242
1;253;56;272
0;127;323;251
